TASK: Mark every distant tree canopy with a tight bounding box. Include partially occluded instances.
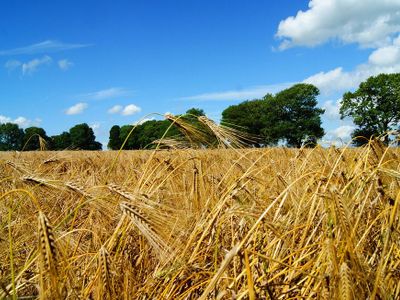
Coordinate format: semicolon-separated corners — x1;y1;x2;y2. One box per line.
51;132;72;150
108;125;122;150
118;120;181;150
23;126;50;151
340;73;400;145
0;123;24;151
222;84;325;147
110;108;210;150
222;95;272;138
69;123;102;150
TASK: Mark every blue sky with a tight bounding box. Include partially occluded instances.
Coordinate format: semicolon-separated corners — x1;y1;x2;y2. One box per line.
1;0;400;147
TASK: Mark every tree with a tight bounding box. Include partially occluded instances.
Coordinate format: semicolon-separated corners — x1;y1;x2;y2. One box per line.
51;132;72;150
340;73;400;145
22;127;50;151
108;125;122;150
222;95;273;146
69;123;102;150
0;123;24;151
266;84;324;147
222;84;325;147
118;120;182;150
119;125;137;149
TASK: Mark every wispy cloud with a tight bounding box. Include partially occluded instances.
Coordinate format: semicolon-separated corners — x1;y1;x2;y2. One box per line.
4;60;21;71
0;40;91;56
80;87;134;100
65;102;88;115
58;59;73;71
0;115;42;128
180;83;294;101
22;55;52;75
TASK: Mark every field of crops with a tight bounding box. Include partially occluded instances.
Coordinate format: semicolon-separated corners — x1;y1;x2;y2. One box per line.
1;144;400;299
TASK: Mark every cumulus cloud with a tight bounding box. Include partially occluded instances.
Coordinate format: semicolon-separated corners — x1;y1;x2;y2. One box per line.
180;83;294;101
368;36;400;65
330;125;355;140
303;67;357;94
0;115;41;128
121;104;141;116
5;59;21;71
58;59;73;71
22;55;52;75
108;105;123;114
303;35;400;94
0;40;91;56
90;122;101;136
65;102;88;115
323;99;341;119
276;0;400;49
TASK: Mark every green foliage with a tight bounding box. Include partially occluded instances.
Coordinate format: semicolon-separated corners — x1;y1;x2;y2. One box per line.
340;73;400;145
69;123;102;150
51;132;72;150
351;127;378;147
119;120;181;150
222;95;272;140
22;127;50;151
222;84;324;147
0;123;24;151
267;84;324;147
108;125;122;150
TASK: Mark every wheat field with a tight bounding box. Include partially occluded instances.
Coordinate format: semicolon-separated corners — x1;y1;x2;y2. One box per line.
1;143;400;299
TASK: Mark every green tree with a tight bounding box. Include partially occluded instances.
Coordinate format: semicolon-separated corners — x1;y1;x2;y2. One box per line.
22;127;50;151
118;120;181;150
119;125;137;149
340;73;400;145
222;95;273;146
0;123;24;151
266;84;324;147
51;132;72;150
69;123;102;150
108;125;122;150
222;84;324;147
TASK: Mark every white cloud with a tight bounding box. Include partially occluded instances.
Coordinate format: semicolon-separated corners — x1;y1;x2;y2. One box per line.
5;60;21;71
22;55;52;75
81;87;133;100
58;59;73;71
276;0;400;50
0;40;91;56
108;105;123;114
121;104;141;116
303;67;357;94
180;83;294;101
323;99;341;119
368;40;400;65
330;125;355;140
90;122;101;135
0;115;41;128
303;35;400;94
65;102;88;115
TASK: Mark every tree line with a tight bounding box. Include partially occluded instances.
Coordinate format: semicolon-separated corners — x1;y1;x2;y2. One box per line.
1;73;399;151
109;74;400;150
0;123;101;151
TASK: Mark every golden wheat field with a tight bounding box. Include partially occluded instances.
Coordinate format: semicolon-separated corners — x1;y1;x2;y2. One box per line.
1;143;400;299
